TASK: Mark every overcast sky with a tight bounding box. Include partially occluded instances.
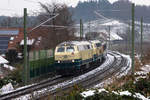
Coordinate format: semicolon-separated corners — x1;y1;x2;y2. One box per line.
0;0;150;16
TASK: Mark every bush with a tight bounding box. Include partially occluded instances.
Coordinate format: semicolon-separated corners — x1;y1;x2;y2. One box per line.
0;64;23;88
5;49;18;64
85;91;140;100
135;78;150;96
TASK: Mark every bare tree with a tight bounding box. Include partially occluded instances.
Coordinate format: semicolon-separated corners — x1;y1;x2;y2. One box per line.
35;3;76;49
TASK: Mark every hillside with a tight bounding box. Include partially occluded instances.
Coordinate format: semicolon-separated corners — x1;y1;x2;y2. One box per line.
70;0;150;23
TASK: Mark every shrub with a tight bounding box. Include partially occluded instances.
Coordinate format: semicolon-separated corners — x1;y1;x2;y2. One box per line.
0;64;23;88
135;78;150;96
5;49;18;64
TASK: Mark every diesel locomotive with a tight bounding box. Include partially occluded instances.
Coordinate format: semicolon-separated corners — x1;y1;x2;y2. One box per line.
55;40;107;75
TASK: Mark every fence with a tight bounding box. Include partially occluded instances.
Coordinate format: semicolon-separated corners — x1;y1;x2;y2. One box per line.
29;49;55;78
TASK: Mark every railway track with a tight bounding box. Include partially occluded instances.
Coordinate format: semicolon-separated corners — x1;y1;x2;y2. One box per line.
0;75;71;100
47;52;128;96
0;51;130;100
84;51;129;88
36;52;130;99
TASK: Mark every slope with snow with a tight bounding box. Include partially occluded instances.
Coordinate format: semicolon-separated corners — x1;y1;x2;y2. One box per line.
75;19;127;41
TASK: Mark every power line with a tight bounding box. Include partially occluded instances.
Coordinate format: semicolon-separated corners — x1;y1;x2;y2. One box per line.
94;11;109;20
41;24;79;28
28;13;59;33
97;10;130;12
0;8;16;12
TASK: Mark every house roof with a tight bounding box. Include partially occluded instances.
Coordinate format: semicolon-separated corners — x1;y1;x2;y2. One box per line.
0;30;19;35
7;27;51;51
0;56;8;64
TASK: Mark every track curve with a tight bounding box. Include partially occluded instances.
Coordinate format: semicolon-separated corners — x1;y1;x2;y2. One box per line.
0;51;131;100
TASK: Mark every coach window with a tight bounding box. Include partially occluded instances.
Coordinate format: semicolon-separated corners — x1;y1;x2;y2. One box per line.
66;46;74;52
57;47;65;52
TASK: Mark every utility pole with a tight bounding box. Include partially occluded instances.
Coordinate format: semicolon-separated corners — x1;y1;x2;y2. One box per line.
82;21;84;39
88;20;91;33
80;19;83;40
128;22;131;55
141;17;143;62
23;8;28;85
131;3;135;76
53;8;56;45
108;26;111;50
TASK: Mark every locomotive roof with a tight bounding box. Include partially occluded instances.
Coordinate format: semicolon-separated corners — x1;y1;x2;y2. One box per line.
58;41;92;46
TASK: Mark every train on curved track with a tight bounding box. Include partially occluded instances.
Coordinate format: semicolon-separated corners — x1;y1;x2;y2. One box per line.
55;40;107;75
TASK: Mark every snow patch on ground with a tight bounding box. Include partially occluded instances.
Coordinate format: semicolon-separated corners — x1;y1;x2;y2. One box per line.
3;64;15;71
0;83;14;95
81;89;150;100
81;89;107;98
135;64;150;81
115;91;150;100
14;94;31;100
135;65;150;76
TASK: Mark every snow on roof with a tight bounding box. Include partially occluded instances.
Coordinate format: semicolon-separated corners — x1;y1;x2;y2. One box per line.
0;30;19;35
0;56;8;64
20;39;35;45
101;20;123;26
38;36;42;41
10;37;14;41
98;29;123;41
110;32;123;40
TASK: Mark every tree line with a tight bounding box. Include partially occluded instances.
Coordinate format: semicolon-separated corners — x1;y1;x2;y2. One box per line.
70;0;150;22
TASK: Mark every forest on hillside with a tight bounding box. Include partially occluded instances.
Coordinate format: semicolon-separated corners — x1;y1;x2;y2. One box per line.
0;0;150;27
70;0;150;22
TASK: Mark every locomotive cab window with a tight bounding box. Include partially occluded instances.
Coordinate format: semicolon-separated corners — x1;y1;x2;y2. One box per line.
57;47;65;52
96;43;101;47
66;46;74;52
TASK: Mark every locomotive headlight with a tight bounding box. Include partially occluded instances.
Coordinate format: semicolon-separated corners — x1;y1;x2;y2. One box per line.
72;60;75;62
58;61;60;63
